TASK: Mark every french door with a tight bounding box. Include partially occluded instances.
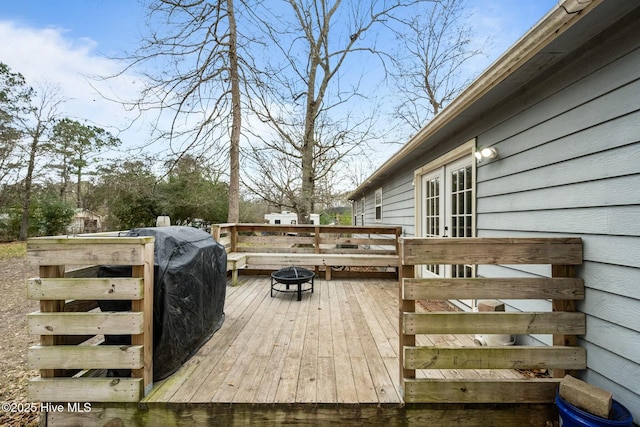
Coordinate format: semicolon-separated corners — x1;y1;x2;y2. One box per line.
420;156;474;280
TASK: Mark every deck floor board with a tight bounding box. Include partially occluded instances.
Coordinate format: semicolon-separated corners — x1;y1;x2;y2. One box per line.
144;276;527;405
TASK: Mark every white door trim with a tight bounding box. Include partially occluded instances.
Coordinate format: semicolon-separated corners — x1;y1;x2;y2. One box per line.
414;139;476;238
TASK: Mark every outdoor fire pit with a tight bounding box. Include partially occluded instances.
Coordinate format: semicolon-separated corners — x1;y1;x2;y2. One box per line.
271;266;314;301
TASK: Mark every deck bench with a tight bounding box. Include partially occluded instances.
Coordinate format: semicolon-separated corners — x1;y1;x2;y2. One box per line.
243;252;399;280
213;223;402;286
226;252;399;285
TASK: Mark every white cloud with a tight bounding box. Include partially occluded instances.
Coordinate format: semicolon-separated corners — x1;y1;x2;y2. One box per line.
0;20;148;148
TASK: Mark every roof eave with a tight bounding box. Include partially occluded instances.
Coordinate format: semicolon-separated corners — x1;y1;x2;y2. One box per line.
348;0;600;200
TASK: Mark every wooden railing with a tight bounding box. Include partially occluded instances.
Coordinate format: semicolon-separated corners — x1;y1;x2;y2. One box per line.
26;235;154;403
213;223;401;254
399;237;585;404
213;223;402;283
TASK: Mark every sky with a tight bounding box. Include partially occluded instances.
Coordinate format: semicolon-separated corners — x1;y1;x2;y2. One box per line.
0;0;559;169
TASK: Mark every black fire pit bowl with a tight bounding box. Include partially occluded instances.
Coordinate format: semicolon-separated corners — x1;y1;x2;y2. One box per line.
271;266;314;301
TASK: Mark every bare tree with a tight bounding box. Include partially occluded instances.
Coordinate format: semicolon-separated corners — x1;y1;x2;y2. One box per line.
345;156;377;190
244;106;377;217
245;0;428;223
243;145;300;213
14;85;65;240
391;0;488;131
122;0;248;223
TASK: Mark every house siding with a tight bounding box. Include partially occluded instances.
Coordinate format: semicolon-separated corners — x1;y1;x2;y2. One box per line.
355;5;640;418
359;172;415;235
360;140;472;235
475;11;640;419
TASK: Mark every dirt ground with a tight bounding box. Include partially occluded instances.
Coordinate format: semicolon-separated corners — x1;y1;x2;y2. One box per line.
0;251;40;426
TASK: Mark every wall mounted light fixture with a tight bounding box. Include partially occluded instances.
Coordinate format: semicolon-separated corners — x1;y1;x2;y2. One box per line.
475;147;498;162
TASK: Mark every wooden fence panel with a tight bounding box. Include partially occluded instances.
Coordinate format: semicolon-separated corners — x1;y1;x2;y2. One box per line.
28;345;144;370
27;277;144;300
404;346;586;370
26;235;154;403
28;312;144;335
217;224;402;283
401;237;583;265
403;378;560;404
399;237;584;404
29;378;143;403
402;312;586;335
403;277;584;300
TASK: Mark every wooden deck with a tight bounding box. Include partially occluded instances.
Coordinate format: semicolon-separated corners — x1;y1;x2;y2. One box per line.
47;275;559;425
143;275;402;404
143;275;526;406
35;234;580;425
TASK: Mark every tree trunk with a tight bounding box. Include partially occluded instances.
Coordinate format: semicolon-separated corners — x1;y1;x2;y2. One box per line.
227;0;241;224
59;164;68;202
76;165;82;208
299;123;315;224
299;43;320;225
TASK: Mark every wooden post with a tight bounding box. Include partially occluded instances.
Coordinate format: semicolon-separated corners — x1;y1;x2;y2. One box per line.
398;236;416;388
39;265;65;378
314;226;320;253
230;224;238;252
552;264;578;378
131;240;154;396
211;224;221;241
399;238;416;395
314;226;321;278
395;227;402;278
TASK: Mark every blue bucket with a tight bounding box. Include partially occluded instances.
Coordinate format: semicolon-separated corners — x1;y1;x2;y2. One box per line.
556;393;633;427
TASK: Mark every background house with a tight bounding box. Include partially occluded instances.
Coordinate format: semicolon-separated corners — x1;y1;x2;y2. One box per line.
350;0;640;419
66;208;102;234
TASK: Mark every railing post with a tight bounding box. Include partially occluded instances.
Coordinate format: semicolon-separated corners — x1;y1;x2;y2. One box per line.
399;239;416;388
314;226;321;278
231;224;238;252
211;224;221;242
131;239;155;396
395;227;402;278
552;264;578;378
38;265;65;378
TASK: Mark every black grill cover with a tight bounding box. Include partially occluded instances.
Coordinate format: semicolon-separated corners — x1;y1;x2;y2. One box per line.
98;226;226;381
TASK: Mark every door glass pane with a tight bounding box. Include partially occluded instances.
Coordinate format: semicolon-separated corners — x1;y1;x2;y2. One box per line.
425;177;440;237
422;160;473;280
424;176;440;274
450;165;473;278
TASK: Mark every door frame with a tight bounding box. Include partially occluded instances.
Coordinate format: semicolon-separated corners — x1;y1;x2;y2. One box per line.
414;139;477;277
